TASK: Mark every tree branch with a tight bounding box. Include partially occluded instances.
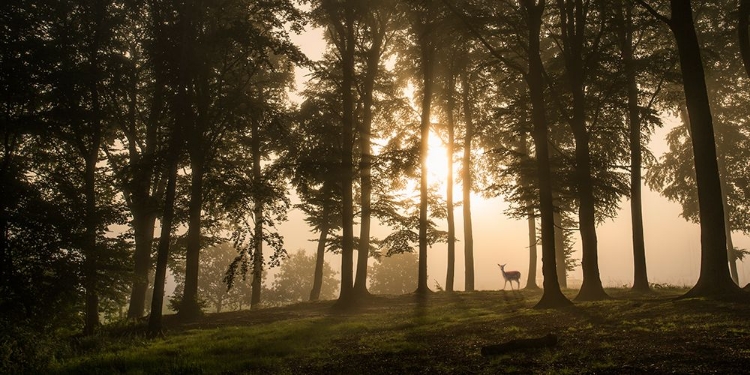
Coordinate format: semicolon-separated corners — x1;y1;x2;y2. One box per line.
634;0;670;25
438;0;527;75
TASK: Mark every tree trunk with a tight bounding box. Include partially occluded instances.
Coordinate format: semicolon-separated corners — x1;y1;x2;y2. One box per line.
521;0;572;309
309;204;331;301
445;74;456;293
739;0;750;78
354;21;385;298
180;157;205;319
148;142;179;336
336;0;357;306
83;1;105;333
521;132;539;290
127;210;157;318
460;70;475;292
250;119;263;308
717;156;739;285
666;0;741;298
618;0;650;293
83;148;100;335
554;0;608;301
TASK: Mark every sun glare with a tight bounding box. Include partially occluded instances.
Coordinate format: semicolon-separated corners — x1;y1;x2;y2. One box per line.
425;131;452;195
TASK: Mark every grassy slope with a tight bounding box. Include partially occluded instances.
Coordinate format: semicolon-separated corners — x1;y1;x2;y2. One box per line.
51;288;750;374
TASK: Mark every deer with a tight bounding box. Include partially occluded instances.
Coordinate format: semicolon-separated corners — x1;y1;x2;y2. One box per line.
498;264;521;290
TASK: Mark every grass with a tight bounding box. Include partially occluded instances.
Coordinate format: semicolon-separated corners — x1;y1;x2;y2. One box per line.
49;288;750;374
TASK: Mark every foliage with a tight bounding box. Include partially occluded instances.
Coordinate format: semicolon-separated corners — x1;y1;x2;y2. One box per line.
264;250;339;305
369;252;419;295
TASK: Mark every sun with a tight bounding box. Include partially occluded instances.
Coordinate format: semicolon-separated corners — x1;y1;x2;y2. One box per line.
425;131;453;195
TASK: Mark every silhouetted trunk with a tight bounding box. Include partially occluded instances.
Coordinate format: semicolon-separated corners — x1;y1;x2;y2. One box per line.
520;133;539;290
128;210;157;318
148;140;179;336
460;70;475;292
717;156;739;284
250;119;263;308
180;157;205;319
354;21;385;298
416;5;435;295
656;0;741;298
310;205;331;301
445;75;456;293
336;0;356;306
617;0;650;293
740;0;750;78
83;1;105;333
83;143;100;335
555;0;608;302
521;0;572;309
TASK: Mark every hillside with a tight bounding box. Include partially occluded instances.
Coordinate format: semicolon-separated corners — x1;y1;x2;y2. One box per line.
51;288;750;374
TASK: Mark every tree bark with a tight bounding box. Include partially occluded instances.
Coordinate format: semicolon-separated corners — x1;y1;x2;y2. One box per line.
354;17;385;297
555;0;608;301
664;0;741;298
717;156;739;285
521;132;539;290
83;0;105;334
336;0;357;306
445;74;456;293
460;70;475;292
309;204;331;301
148;140;179;336
180;157;205;319
521;0;572;309
617;0;650;293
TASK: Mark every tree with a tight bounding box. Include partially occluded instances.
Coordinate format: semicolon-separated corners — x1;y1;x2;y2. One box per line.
638;0;743;298
616;0;650;292
370;252;419;295
265;250;339;305
521;0;573;308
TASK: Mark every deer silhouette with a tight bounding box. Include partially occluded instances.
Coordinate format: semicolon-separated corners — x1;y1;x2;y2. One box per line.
498;264;521;290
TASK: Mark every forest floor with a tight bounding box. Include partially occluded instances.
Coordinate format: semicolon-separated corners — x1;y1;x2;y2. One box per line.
50;287;750;374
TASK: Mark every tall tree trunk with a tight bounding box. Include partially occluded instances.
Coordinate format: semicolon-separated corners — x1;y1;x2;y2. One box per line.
521;0;572;309
127;210;157;318
83;0;105;333
148;139;179;336
336;0;357;306
460;70;475;292
739;0;750;78
663;0;741;298
416;6;435;295
618;0;650;293
83;146;100;335
520;132;539;290
354;21;385;297
445;75;456;293
310;204;331;301
555;0;608;301
130;0;168;319
717;152;739;284
250;119;263;308
180;157;205;319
